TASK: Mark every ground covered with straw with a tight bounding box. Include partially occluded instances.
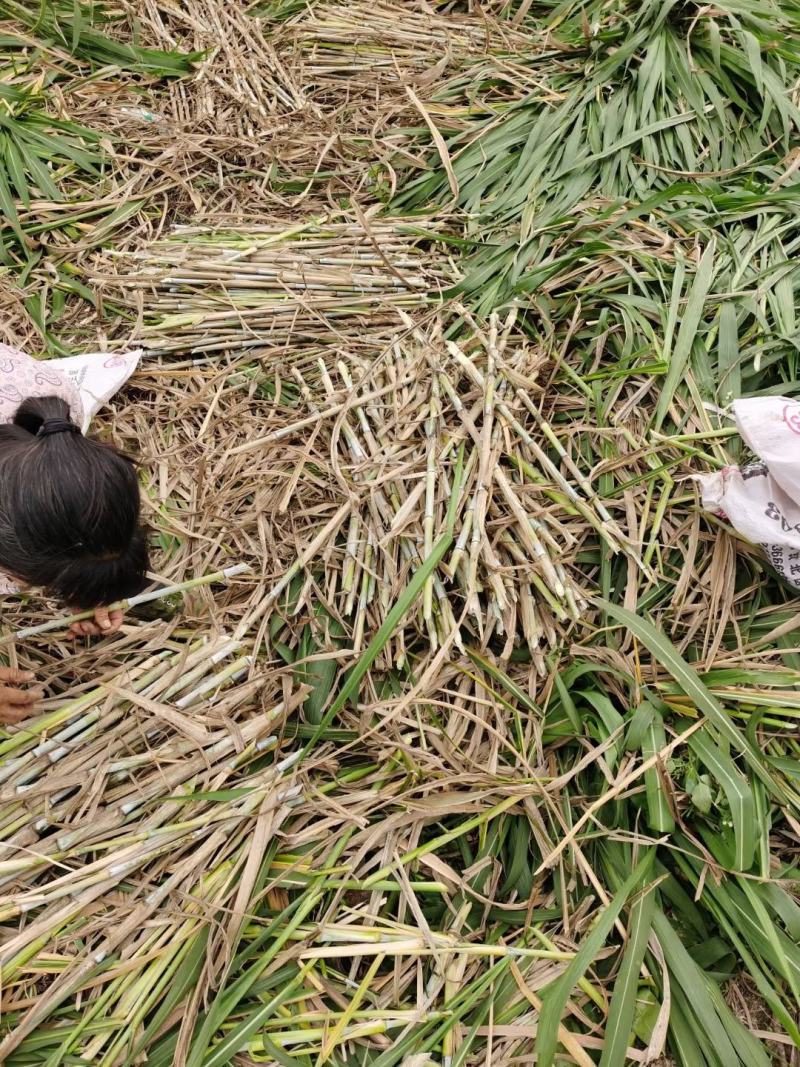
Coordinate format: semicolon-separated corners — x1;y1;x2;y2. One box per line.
0;1;799;1064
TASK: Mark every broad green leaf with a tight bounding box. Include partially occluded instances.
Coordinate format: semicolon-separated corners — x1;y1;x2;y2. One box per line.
595;599;782;800
641;702;675;833
654;242;716;430
653;909;771;1067
0;165;27;248
536;851;655;1067
600;873;657;1067
717;299;740;408
686;724;755;871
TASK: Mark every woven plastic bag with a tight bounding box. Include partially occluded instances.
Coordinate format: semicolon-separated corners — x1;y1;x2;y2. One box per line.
697;396;800;587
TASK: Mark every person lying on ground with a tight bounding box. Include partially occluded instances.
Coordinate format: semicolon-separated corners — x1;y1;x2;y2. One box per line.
0;348;147;724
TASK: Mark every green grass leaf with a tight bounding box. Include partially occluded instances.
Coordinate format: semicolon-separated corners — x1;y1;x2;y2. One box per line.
599;869;658;1067
596;599;783;803
299;530;453;758
654;241;716;430
536;851;656;1067
686;724;756;871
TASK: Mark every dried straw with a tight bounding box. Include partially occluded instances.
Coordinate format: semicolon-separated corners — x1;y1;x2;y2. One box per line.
93;215;450;354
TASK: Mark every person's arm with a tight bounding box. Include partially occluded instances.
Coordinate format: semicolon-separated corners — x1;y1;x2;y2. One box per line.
0;667;43;724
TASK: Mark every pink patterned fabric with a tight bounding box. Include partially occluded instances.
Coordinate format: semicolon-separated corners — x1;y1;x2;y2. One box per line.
0;343;84;427
0;573;19;595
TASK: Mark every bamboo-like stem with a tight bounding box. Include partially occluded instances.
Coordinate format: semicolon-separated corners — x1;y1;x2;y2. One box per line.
7;565;252;644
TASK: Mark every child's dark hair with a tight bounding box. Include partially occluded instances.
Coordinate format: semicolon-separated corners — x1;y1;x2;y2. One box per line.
0;396;148;608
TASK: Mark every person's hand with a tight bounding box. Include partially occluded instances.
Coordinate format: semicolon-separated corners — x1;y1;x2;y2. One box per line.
69;606;125;638
0;667;44;724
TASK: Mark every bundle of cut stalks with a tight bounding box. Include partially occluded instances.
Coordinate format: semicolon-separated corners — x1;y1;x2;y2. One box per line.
280;1;530;81
0;630;307;1061
230;307;630;668
96;216;449;354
